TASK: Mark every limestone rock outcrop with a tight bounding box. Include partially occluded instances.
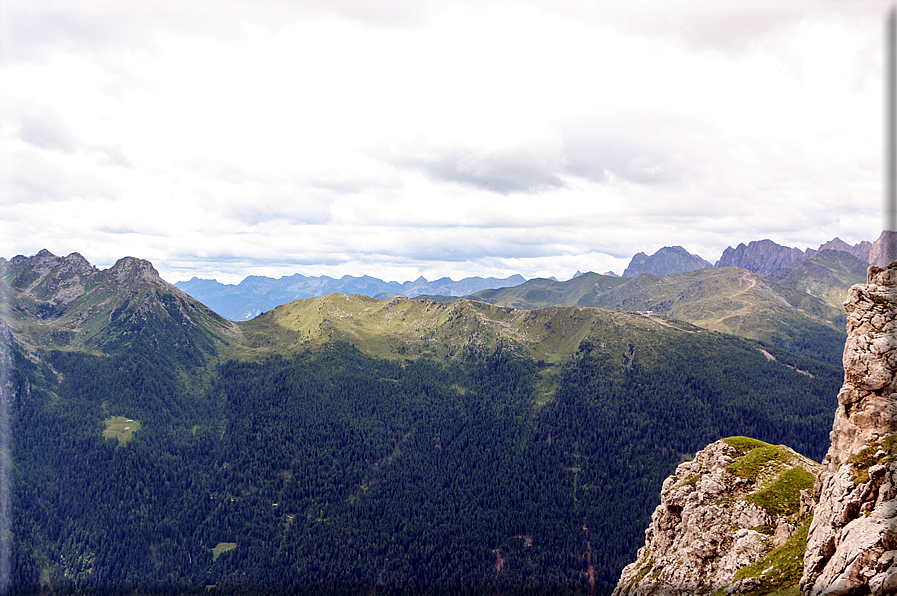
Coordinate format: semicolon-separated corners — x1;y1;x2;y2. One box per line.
622;246;712;278
801;262;897;595
614;438;818;595
828;231;897;268
715;239;810;277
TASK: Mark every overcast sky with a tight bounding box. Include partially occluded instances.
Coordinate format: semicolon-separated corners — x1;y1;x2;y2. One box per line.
0;0;890;284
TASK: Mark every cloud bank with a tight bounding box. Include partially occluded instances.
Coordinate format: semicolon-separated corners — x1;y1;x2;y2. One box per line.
0;0;887;283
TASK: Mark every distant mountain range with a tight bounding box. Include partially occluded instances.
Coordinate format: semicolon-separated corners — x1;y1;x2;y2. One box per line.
622;231;895;280
714;232;897;276
175;232;894;322
175;273;526;321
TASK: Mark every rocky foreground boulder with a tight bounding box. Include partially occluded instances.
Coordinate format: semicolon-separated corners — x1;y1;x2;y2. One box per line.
613;438;818;595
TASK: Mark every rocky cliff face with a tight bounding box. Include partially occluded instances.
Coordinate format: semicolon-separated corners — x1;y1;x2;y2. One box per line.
716;240;809;277
801;263;897;595
820;232;897;268
622;246;711;278
613;438;818;595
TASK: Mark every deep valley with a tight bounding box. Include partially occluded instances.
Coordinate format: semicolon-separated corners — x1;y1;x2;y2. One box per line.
0;247;855;594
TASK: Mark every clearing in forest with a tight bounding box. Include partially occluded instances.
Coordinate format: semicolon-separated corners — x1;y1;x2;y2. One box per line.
102;416;141;445
212;542;237;561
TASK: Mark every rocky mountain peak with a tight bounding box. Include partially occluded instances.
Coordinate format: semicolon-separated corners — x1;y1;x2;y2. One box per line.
17;249;64;281
1;250;232;359
716;239;808;276
107;256;161;284
801;262;897;595
622;246;712;278
817;237;854;254
61;251;95;275
1;249;99;305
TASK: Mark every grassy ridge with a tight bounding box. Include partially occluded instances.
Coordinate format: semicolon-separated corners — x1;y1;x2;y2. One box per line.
230;294;704;365
463;268;846;366
770;250;868;308
225;293;841;413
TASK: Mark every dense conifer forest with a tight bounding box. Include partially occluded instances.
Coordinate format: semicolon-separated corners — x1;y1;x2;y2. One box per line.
5;321;840;595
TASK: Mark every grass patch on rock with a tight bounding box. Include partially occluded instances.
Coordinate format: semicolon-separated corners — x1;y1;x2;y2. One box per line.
745;467;815;516
848;433;897;485
731;518;810;595
726;443;794;483
723;436;769;455
629;556;654;587
680;474;700;487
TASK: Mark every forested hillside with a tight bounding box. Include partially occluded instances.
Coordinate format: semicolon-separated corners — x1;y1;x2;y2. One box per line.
1;251;843;595
7;324;839;594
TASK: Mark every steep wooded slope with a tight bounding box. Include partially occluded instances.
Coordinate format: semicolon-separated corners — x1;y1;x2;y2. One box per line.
0;250;843;595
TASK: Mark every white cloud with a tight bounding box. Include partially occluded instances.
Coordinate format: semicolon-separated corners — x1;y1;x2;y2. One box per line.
0;0;889;284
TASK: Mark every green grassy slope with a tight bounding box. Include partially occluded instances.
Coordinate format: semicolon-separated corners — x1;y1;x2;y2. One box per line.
464;268;846;366
470;273;627;309
230;293;702;365
770;249;868;308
